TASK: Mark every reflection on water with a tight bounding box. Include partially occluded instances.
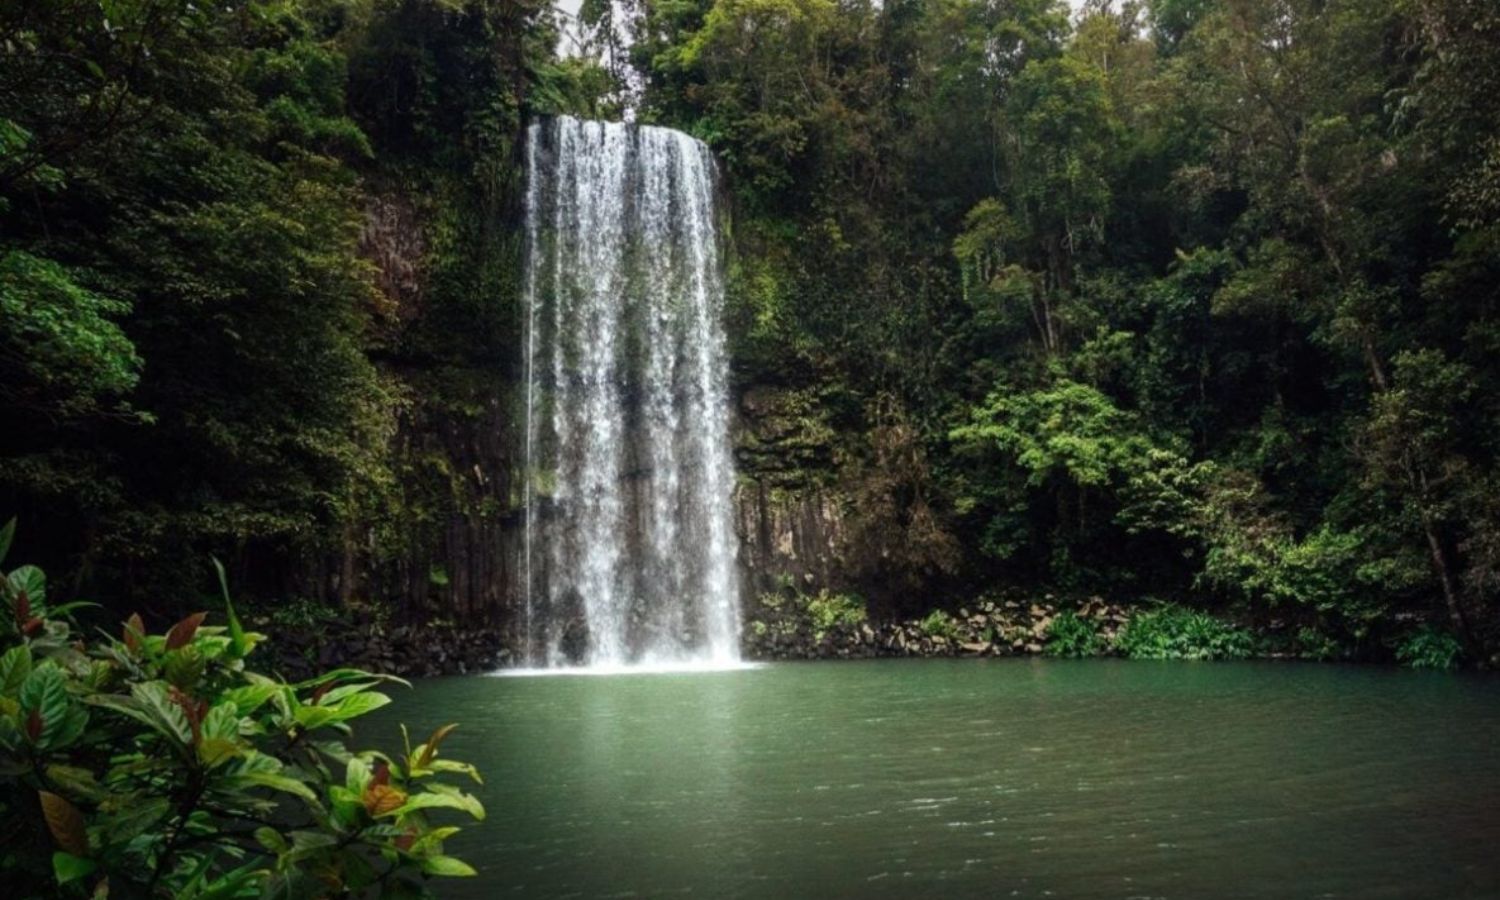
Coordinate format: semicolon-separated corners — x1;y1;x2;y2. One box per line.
360;659;1500;899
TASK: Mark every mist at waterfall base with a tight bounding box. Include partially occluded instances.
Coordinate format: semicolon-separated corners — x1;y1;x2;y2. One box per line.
516;116;744;672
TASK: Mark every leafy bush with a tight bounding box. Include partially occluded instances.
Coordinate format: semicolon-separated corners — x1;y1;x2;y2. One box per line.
0;521;484;898
1395;626;1463;670
1044;611;1103;658
1116;603;1255;660
918;610;959;640
1295;626;1343;661
806;591;866;640
248;595;346;641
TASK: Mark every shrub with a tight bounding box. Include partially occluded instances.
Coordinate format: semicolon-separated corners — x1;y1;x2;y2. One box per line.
1395;625;1462;670
1295;626;1343;661
806;591;866;640
1044;611;1103;657
1116;603;1255;660
918;609;959;640
755;591;788;612
0;521;484;898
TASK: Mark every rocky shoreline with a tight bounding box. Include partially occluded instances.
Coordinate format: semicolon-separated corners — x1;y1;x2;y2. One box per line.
742;595;1131;661
259;594;1464;675
263;619;512;680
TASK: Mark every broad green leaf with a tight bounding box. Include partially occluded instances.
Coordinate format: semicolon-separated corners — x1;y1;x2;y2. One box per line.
418;855;477;876
227;770;317;802
426;758;483;784
325;690;391;722
198;736;241;768
221;683;278;717
386;785;485;821
193;860;266;900
345;756;373;795
294;668;409;690
409;825;461;854
84;693;162;735
0;644;31;695
259;869;318;900
314;680;384;706
286;829;339;857
292;704;339;730
9;564;45;604
98;796;169;844
20;663;87;751
129;681;192;747
254;826;289;853
163;646;207;688
45;764;103;801
201;701;241;742
52;851;96;885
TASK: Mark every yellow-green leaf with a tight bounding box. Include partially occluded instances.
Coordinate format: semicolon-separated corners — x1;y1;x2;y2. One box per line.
418;855;476;877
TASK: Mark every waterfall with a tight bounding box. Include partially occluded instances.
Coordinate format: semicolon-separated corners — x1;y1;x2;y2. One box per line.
520;116;741;668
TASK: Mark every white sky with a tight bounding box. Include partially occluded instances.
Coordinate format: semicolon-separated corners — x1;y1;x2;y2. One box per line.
552;0;1093;57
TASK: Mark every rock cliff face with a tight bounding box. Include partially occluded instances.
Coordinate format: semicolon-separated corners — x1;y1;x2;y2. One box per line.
376;378;523;629
732;483;847;595
730;384;853;602
352;182;528;637
355;183;887;647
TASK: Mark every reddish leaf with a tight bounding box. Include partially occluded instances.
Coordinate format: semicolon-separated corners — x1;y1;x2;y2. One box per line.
22;616;43;636
39;790;89;856
15;590;31;625
394;827;418;851
163;612;206;651
362;783;406;817
122;613;144;652
25;708;42;742
310;681;333;705
372;760;390;787
168;687;207;745
417;724;458;768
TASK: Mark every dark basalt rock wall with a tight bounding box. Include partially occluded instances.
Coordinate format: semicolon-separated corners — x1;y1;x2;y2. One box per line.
733;484;848;596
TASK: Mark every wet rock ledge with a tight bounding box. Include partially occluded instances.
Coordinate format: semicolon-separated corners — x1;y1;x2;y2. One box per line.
260;617;511;680
742;594;1131;660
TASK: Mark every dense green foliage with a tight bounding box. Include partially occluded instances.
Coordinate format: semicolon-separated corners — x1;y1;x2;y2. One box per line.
805;590;868;640
1043;611;1103;658
0;0;598;612
3;0;1499;666
0;522;483;897
1114;603;1255;660
621;0;1500;664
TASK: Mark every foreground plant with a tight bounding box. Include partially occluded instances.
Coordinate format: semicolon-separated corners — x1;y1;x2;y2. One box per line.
0;520;484;898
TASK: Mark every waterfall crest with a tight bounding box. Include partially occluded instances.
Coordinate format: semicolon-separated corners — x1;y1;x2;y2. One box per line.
521;116;741;668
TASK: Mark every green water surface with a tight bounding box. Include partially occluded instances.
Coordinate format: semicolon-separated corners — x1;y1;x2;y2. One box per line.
361;659;1500;898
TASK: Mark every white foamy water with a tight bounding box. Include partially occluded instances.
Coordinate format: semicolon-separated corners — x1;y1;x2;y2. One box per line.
518;116;740;670
491;660;762;679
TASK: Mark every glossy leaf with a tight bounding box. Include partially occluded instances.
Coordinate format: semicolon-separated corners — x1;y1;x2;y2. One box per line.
51;851;96;885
